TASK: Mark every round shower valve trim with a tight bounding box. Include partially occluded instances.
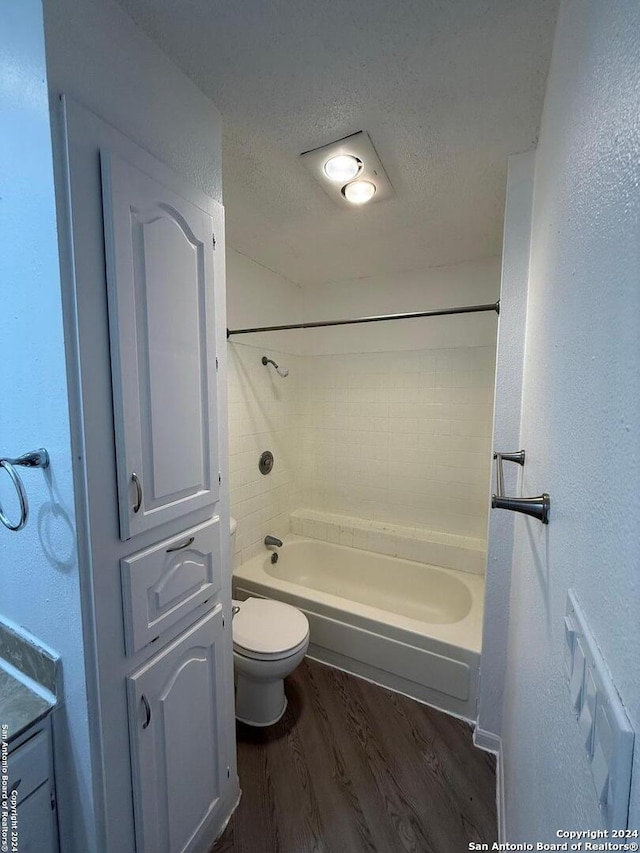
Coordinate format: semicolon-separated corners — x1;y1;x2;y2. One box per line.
259;451;274;476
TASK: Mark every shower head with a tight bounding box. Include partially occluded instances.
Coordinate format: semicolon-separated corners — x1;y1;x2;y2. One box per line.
261;356;289;378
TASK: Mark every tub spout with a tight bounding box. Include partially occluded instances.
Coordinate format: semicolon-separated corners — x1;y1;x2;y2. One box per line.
264;535;283;548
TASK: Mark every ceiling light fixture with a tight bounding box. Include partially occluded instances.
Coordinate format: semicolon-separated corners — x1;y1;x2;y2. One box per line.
300;131;394;208
323;154;362;182
343;180;376;204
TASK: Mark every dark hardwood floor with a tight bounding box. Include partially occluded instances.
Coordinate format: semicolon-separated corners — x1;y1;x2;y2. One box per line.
211;658;497;853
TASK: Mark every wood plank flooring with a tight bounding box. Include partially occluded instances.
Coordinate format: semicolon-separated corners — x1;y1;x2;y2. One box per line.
211;658;497;853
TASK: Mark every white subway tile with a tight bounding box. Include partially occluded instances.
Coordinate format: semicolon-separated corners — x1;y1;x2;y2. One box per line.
231;344;495;547
339;528;353;547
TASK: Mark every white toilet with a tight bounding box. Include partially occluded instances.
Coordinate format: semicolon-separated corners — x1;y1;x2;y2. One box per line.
230;518;310;726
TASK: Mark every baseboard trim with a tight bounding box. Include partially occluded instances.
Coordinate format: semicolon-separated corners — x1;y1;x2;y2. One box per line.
473;727;501;753
473;728;505;843
307;651;476;725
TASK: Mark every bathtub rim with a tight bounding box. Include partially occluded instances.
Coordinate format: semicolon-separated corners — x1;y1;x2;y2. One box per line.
233;534;485;656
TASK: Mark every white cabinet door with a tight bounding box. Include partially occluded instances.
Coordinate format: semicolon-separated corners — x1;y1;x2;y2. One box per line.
101;150;222;540
16;784;58;853
127;608;229;853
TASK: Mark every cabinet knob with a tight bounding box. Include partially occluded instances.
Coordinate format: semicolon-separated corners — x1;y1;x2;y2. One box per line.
131;472;142;514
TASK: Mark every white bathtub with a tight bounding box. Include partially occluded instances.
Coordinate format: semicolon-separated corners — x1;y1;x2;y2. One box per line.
233;535;484;719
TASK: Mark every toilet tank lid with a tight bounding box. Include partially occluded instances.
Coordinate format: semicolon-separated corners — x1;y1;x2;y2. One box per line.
230;516;237;536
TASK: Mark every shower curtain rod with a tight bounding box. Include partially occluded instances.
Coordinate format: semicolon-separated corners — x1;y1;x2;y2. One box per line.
227;300;500;338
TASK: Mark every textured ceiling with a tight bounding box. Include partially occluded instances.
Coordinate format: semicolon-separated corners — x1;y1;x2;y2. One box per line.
117;0;559;286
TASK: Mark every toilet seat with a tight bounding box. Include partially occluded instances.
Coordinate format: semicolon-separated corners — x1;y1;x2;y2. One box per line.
234;634;309;662
232;597;309;660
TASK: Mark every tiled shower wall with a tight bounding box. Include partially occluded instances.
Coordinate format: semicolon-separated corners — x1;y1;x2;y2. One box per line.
228;342;496;564
227;343;300;565
297;346;496;538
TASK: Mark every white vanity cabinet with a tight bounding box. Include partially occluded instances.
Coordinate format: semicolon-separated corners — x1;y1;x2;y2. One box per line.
15;785;57;853
101;150;222;542
126;608;228;853
8;723;58;853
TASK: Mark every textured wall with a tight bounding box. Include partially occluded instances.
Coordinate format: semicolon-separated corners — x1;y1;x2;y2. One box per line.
476;152;534;741
43;0;222;204
0;3;94;849
117;0;559;286
501;0;640;837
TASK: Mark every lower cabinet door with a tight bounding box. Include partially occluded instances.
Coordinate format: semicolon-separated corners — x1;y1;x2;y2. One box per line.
127;607;228;853
15;784;58;853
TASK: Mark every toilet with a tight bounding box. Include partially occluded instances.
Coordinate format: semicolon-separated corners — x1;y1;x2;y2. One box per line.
230;518;310;726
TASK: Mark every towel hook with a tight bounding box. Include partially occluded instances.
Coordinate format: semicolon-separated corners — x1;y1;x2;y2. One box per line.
0;449;50;532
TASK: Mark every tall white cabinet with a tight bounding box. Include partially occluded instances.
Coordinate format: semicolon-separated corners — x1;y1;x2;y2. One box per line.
59;96;238;853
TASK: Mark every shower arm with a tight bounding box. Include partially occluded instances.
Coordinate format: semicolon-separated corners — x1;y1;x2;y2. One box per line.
492;451;550;524
261;356;289;377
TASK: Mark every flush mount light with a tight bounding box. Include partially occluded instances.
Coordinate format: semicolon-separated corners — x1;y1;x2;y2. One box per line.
343;180;376;204
300;131;394;208
323;154;362;182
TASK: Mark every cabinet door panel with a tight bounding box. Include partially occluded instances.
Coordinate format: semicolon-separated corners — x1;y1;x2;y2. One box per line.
101;151;221;540
142;214;205;503
15;784;58;853
8;730;50;805
127;608;227;853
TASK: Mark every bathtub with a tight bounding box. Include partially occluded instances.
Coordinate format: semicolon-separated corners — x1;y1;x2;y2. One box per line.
233;535;484;719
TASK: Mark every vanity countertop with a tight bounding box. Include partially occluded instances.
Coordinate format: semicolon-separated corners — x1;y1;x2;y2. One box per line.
0;666;55;744
0;620;58;745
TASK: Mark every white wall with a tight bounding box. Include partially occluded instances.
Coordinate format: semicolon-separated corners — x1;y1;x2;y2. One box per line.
43;0;222;204
40;1;226;849
299;258;500;355
226;247;302;351
0;4;94;850
476;152;534;742
501;0;640;837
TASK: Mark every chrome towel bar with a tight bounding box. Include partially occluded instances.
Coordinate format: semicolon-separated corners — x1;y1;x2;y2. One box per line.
492;450;550;524
0;449;50;532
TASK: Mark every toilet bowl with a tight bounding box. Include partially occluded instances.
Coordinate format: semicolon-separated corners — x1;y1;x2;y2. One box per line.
232;597;309;726
229;517;309;726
